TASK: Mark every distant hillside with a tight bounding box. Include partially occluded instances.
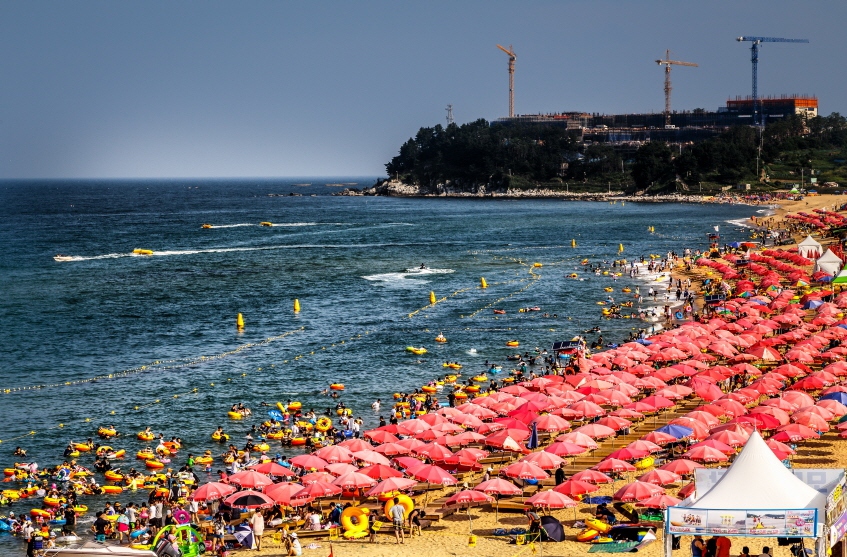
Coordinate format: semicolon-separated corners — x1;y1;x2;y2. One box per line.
383;113;847;195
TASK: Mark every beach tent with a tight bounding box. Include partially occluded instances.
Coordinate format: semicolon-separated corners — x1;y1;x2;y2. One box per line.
798;235;823;259
815;249;843;276
666;432;825;557
678;431;824;512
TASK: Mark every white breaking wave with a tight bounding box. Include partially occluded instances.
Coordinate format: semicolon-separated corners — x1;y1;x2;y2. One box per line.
726;218;756;229
362;267;455;286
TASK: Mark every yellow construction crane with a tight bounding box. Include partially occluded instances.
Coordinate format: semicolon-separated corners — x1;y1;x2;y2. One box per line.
496;44;516;118
656;50;697;126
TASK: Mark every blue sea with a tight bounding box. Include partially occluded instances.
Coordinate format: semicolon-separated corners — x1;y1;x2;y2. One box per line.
0;179;760;553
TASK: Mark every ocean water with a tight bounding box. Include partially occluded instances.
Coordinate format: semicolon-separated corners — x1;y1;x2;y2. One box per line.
0;179;758;553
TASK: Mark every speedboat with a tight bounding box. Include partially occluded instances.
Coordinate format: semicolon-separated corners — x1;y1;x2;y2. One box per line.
43;541;156;556
54;255;74;262
201;224;213;229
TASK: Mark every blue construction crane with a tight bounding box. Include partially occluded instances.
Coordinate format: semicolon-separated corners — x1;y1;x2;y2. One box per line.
736;36;809;126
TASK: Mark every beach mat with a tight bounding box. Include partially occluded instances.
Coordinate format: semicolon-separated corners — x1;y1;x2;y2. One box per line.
587;541;639;553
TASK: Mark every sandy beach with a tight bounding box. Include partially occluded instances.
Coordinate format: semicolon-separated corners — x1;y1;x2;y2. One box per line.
225;193;847;557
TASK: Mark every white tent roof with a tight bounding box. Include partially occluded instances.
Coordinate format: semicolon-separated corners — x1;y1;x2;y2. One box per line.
685;431;825;512
815;249;843;276
798;235;824;258
799;235;823;249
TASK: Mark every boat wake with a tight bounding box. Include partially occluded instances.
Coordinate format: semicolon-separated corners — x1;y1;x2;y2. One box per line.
208;223;257;228
362;267;455;286
58;242;445;262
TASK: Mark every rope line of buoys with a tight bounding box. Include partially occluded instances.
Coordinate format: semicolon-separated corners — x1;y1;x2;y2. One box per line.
2;327;306;394
407;286;474;319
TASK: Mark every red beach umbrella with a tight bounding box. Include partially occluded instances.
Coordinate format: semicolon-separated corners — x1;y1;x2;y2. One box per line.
228;470;273;490
474;478;522;496
407;464;457;486
570;470;613;484
502;461;550;480
521;451;565;470
637;493;681;509
359;464;404;480
264;482;308;506
314;445;354;464
444;489;492;506
682;445;729;463
594;458;636;473
293;480;342;500
613;481;664;502
289;454;329;471
658;459;704;475
637;469;681;486
554;479;600;497
365;477;418;497
191;482;236;502
526;490;578;509
249;462;296;478
331;471;378;490
544;441;588;457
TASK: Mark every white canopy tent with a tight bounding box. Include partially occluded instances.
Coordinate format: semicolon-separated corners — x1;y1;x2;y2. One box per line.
799;235;824;259
816;249;844;277
666;432;826;557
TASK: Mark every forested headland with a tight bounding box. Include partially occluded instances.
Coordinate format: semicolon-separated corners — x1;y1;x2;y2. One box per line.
379;114;847;196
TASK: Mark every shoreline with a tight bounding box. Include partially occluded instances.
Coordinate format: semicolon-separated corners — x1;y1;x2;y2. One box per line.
334;180;804;206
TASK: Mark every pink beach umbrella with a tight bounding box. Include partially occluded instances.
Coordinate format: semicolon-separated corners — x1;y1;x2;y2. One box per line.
249;462;297;478
520;451;565;470
264;482;308;507
331;471;378;491
293;480;342;500
228;470;273;490
613;481;664;502
526;490;578;510
501;461;549;481
289;454;329;471
365;477;418;497
191;482;236;502
637;493;681;509
637;469;681;486
569;470;613;484
314;445;354;464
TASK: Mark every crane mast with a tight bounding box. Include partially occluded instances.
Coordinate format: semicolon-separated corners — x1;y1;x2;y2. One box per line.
655;50;698;127
496;44;516;118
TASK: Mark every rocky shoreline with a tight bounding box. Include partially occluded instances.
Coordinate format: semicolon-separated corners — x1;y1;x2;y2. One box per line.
334;180;736;204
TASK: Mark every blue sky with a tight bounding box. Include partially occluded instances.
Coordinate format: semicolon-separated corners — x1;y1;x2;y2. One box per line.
1;1;844;179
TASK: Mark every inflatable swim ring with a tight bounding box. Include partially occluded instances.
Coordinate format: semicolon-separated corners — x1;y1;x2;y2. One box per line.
104;470;124;482
290;438;306;446
137;432;154;442
383;494;414;521
288;401;302;411
330;384;345;391
137;450;155;460
102;485;123;495
97;427;117;438
315;417;332;432
577;528;600;542
227;411;243;420
341;507;370;539
505;341;519;347
145;460;165;470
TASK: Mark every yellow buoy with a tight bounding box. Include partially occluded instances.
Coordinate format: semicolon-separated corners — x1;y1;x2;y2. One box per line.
480;277;488;289
618;243;624;253
236;313;245;330
533;262;542;267
429;291;436;305
294;299;301;313
571;239;577;248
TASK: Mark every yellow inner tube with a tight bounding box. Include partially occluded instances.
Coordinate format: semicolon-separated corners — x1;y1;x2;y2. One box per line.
341;507;370;539
227;411;243;420
315;417;332;432
383;494;414;520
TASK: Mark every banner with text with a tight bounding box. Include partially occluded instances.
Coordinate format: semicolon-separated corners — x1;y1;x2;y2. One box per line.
666;507;818;538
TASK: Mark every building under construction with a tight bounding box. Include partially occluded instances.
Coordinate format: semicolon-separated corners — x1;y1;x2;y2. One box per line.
492;95;819;144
